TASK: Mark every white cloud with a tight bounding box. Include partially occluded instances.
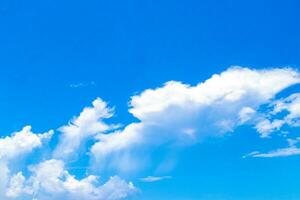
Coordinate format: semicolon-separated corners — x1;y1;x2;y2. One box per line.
0;162;10;199
247;138;300;158
6;159;136;200
129;67;299;121
69;81;96;88
272;93;300;126
238;107;256;124
0;126;53;160
0;126;53;199
255;119;285;138
2;66;300;199
53;98;116;160
91;67;300;171
250;147;300;158
253;93;300;137
5;172;28;198
139;176;172;182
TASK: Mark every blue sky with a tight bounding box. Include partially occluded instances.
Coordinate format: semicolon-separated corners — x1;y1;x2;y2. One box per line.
0;0;300;200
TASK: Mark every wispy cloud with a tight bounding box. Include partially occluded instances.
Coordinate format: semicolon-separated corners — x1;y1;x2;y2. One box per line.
53;98;115;160
246;138;300;158
69;81;96;88
139;176;172;182
254;93;300;137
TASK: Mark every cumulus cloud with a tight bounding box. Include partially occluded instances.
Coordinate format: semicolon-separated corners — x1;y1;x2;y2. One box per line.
53;98;116;160
129;67;299;121
91;67;300;170
0;162;10;199
0;126;53;161
1;66;300;199
0;126;53;199
1;101;135;200
6;159;136;200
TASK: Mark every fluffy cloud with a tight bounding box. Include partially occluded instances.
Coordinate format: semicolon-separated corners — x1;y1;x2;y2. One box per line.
0;126;53;199
6;159;136;200
91;67;300;170
53;98;115;160
1;66;300;200
0;126;53;161
129;67;299;121
0;112;135;200
0;162;10;199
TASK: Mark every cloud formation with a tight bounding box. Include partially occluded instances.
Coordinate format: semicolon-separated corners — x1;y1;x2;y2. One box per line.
248;138;300;158
53;98;115;160
91;67;300;171
6;159;136;200
0;126;53;161
0;126;53;200
1;66;300;199
254;93;300;137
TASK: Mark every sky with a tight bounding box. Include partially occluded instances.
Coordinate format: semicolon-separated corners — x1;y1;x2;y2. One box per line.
0;0;300;200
